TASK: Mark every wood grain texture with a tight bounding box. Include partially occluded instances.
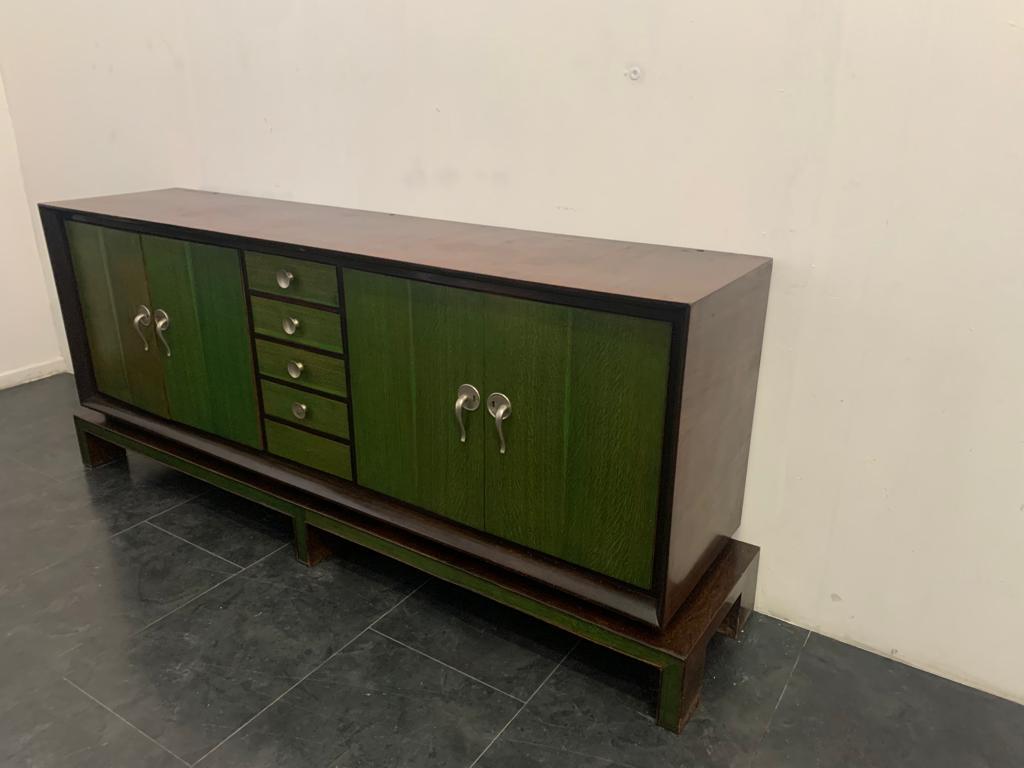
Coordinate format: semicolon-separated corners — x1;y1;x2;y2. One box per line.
250;295;343;353
141;235;261;448
261;379;349;438
254;339;347;397
45;188;770;306
662;261;772;621
483;295;670;588
265;419;352;479
244;251;339;307
66;222;168;416
343;268;485;529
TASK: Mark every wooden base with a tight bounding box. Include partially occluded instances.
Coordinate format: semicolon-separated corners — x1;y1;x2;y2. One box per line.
74;410;758;733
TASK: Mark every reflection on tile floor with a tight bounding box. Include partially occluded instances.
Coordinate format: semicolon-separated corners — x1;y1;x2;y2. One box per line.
1;374;1022;767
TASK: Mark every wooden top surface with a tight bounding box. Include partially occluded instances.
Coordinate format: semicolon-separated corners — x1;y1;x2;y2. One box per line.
44;188;770;306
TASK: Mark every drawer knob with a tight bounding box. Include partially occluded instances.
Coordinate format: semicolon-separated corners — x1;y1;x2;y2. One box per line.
287;360;304;379
282;316;300;335
276;269;294;289
291;402;308;420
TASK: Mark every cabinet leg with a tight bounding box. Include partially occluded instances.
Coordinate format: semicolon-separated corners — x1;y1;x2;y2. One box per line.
292;516;331;567
75;421;126;468
656;647;707;732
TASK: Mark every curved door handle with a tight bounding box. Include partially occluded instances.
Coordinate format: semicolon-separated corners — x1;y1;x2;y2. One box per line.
154;309;171;357
454;384;480;443
132;305;152;351
486;393;512;455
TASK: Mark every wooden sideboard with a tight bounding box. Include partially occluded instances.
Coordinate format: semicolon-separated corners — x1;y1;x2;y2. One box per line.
40;188;770;732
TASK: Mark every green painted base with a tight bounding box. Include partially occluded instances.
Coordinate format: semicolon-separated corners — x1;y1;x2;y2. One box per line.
73;410;758;734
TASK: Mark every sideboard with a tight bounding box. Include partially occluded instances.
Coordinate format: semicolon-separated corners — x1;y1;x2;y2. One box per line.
40;188;770;732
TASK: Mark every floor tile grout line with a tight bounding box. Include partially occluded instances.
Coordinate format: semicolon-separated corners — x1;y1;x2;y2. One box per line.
110;489;211;540
369;627;526;704
145;519;245;569
192;580;426;767
62;677;191;767
365;578;427;630
748;627;812;767
129;543;291;639
466;639;579;768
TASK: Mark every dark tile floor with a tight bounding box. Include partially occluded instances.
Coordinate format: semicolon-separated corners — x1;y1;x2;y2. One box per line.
1;374;1022;767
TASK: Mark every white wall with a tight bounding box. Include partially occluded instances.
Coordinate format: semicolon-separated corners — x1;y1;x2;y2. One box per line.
0;73;65;387
2;0;1022;702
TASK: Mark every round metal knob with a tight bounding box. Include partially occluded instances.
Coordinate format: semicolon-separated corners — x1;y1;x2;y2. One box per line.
291;402;308;420
287;360;304;379
282;316;300;335
276;269;294;289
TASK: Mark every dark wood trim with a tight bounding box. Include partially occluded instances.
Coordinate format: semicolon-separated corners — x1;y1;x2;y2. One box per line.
238;250;268;450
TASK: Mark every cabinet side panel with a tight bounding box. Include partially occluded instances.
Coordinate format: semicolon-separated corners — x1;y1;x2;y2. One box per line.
664;262;772;621
66;222;131;403
563;308;671;589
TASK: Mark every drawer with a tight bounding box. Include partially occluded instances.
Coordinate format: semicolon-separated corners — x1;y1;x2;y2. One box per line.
255;339;347;397
265;420;352;479
251;296;344;354
246;252;339;307
262;380;349;439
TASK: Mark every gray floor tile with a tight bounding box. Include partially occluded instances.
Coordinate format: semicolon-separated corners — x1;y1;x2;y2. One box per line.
0;676;183;768
0;407;94;481
374;578;575;701
65;545;422;764
0;373;78;432
0;523;238;669
476;739;626;767
484;614;807;768
149;489;293;567
0;455;207;583
200;629;521;768
753;633;1024;768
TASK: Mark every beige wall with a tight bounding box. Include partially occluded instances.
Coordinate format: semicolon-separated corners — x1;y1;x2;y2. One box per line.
2;1;1022;702
0;73;64;387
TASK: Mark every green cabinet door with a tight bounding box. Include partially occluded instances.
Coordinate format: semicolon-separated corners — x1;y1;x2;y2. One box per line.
67;222;169;417
482;295;671;589
344;269;485;528
141;235;262;449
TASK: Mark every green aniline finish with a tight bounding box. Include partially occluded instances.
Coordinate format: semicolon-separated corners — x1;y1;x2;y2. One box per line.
66;222;169;417
343;269;486;529
141;235;262;449
250;295;343;353
254;339;347;397
261;379;350;438
344;269;670;588
483;295;670;588
245;251;340;307
265;419;352;479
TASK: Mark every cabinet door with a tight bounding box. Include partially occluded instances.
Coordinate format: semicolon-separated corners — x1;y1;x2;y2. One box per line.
483;295;671;589
141;235;262;449
67;222;169;417
344;269;485;528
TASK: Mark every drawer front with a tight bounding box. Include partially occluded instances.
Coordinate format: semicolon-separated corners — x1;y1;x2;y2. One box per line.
255;339;347;397
265;420;352;479
245;252;339;307
251;296;344;353
262;380;349;438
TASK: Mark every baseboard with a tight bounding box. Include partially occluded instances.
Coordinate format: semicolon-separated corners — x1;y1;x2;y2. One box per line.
0;357;69;390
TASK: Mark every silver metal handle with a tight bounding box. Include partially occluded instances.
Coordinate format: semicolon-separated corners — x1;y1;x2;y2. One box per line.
287;360;304;379
282;316;300;335
132;305;152;351
486;393;511;455
454;384;480;443
291;402;308;420
276;269;294;289
154;309;171;357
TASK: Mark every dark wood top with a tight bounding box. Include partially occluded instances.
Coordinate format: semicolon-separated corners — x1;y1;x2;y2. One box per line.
44;188;769;306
